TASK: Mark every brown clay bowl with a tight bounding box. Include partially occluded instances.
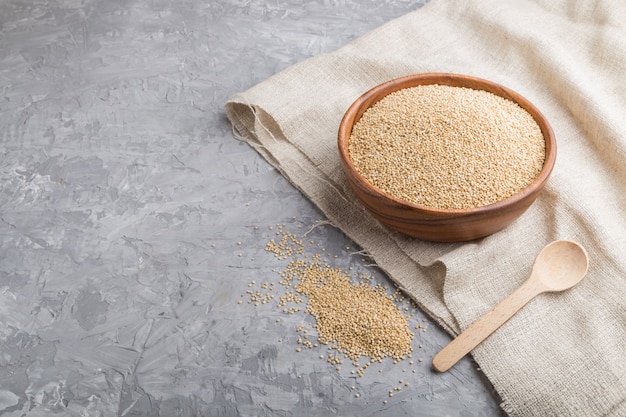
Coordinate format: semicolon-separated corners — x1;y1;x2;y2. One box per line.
337;73;556;242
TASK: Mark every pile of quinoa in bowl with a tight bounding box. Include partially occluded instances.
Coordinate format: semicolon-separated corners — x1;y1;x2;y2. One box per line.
337;73;556;242
348;84;545;210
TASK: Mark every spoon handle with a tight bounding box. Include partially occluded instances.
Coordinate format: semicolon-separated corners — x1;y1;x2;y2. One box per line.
432;278;545;372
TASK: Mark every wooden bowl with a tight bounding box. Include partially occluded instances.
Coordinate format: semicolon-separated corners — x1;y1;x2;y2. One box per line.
337;73;556;242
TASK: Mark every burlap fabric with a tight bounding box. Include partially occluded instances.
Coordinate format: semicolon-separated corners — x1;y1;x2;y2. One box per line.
225;0;626;415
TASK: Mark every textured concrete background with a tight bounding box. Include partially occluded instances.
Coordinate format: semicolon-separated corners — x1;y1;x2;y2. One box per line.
0;0;504;415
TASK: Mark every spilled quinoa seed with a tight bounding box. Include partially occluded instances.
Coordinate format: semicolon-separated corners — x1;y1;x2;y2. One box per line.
241;225;423;379
265;227;304;258
282;259;413;362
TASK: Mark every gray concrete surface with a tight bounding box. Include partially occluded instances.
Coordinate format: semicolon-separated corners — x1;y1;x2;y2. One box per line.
0;0;505;415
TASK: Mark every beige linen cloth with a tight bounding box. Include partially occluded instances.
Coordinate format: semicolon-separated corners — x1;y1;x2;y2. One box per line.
226;0;626;415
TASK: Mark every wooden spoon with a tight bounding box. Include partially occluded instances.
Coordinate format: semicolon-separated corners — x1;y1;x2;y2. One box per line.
432;240;589;372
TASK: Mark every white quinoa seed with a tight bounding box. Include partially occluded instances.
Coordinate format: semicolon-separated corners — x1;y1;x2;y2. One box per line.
348;84;546;209
284;259;414;362
241;226;424;396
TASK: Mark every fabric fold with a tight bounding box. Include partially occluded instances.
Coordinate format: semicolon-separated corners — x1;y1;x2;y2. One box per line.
226;0;626;416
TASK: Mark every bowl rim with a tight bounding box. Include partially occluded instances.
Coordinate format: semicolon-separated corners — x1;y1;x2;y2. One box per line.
338;72;557;215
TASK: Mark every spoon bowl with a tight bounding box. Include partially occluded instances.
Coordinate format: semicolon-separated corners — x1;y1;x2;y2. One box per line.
432;240;589;372
531;240;589;292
